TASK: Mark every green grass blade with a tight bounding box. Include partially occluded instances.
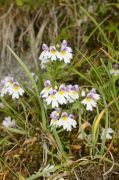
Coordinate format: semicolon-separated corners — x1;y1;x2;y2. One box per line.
8;46;47;130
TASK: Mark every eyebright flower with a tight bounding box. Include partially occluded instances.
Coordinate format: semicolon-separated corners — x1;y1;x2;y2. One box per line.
40;80;53;98
110;64;119;76
1;86;9;97
72;85;79;99
56;84;68;105
50;108;61;127
110;69;119;76
66;85;79;103
81;88;100;111
48;46;58;61
66;85;74;103
88;88;100;100
50;108;61;119
8;82;24;99
39;44;49;60
50;118;59;127
2;116;16;128
58;112;77;131
39;44;49;68
1;76;14;86
0;76;14;97
45;90;59;108
101;128;114;140
57;40;73;63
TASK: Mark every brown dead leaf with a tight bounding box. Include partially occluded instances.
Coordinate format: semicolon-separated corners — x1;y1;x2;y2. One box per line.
22;137;37;147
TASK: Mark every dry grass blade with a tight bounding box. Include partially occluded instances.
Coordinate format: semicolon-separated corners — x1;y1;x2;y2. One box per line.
93;96;119;143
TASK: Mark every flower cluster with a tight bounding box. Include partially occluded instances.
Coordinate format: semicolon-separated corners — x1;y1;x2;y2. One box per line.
2;116;16;128
39;40;101;133
0;76;24;99
39;40;73;68
81;88;100;111
50;109;77;131
40;80;79;108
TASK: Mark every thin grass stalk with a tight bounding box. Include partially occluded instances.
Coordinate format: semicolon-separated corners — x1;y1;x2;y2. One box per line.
80;15;110;51
0;157;18;178
91;114;100;155
100;93;108;155
80;6;112;47
52;127;67;160
7;46;47;130
92;96;119;145
72;69;93;85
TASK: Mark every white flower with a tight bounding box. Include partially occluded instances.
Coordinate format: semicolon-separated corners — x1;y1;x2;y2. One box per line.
45;90;59;108
39;44;49;60
48;46;58;61
8;82;24;99
66;85;74;103
50;109;61;127
87;88;100;100
101;128;114;140
81;97;97;111
40;80;53;98
57;40;73;63
39;44;49;68
56;84;68;105
66;85;79;103
110;64;119;76
2;116;16;128
71;85;79;100
50;118;59;127
0;76;14;97
58;112;77;131
1;86;9;97
81;88;100;111
110;69;119;76
50;108;61;119
1;76;14;86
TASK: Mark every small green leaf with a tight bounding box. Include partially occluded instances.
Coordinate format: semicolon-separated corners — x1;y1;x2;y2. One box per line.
5;127;27;135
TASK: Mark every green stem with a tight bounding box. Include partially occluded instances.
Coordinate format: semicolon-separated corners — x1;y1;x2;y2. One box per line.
52;127;67;160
